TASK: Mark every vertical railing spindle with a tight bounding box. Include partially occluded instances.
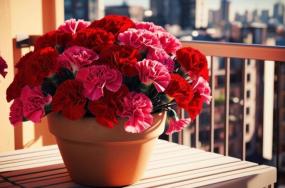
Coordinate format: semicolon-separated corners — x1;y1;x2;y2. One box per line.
178;108;184;145
241;59;247;160
210;56;215;152
224;58;230;156
195;116;199;148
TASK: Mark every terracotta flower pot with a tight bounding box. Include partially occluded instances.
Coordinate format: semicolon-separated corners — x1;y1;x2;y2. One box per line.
47;112;166;187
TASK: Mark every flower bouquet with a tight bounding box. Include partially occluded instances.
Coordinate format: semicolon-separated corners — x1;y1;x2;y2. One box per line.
6;15;211;186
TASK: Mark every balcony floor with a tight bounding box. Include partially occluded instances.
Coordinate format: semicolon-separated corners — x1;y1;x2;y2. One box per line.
0;140;276;187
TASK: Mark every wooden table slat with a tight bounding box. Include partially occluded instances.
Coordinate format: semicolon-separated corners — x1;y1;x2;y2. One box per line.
0;139;276;188
130;161;258;188
159;166;275;188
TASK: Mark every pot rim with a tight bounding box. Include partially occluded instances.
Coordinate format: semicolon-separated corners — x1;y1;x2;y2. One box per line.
47;112;167;144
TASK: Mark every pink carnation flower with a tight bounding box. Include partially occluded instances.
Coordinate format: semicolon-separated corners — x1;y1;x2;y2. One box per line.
0;56;8;78
119;28;175;71
58;46;99;72
135;22;181;54
193;76;211;104
147;48;174;71
58;19;90;34
9;99;23;126
135;22;165;32
136;59;170;92
166;118;191;135
118;28;161;50
120;92;153;133
157;31;181;54
20;86;52;123
76;65;122;101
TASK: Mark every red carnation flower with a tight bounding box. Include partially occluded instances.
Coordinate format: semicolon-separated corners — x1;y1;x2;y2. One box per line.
6;48;58;102
166;74;194;109
6;73;24;102
176;47;209;81
88;85;129;128
89;15;135;36
73;28;115;53
186;93;204;120
23;47;58;86
98;45;140;76
0;56;8;78
52;80;87;120
35;30;72;50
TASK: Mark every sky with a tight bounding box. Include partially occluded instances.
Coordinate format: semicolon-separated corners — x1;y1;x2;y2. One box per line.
104;0;285;17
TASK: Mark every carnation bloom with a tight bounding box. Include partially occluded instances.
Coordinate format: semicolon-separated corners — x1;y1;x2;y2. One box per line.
0;56;8;78
157;31;181;54
136;59;170;92
98;45;140;76
35;30;72;50
89;15;135;35
58;19;90;34
20;86;52;123
166;118;191;135
193;76;211;104
9;99;23;126
186;93;204;120
76;65;122;101
12;47;58;87
58;46;99;72
135;22;165;32
118;28;174;71
120;92;153;133
88;85;129;128
52;80;87;120
73;28;115;53
118;28;160;50
176;47;209;81
147;48;174;71
166;74;194;109
135;22;181;54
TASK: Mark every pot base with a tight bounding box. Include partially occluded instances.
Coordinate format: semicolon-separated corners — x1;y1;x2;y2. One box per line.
56;137;157;187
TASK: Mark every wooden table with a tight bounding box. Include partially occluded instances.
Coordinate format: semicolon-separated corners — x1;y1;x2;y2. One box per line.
0;140;276;188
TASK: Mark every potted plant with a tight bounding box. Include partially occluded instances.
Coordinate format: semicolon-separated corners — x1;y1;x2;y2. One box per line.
6;15;211;187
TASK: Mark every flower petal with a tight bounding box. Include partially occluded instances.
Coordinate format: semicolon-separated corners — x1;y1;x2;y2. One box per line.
166;118;191;135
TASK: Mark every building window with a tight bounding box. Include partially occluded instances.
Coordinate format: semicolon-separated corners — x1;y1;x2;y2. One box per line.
247;61;251;66
247;73;251;82
246;107;250;115
246;90;250;98
246;123;250;133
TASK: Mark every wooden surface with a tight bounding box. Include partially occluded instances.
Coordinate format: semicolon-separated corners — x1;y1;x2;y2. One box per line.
0;139;276;188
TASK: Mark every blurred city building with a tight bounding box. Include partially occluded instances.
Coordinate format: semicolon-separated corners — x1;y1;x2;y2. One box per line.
105;1;145;21
64;0;104;20
273;1;285;25
149;0;208;29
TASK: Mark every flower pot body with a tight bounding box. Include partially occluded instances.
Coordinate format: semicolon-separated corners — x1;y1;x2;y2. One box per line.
47;112;166;187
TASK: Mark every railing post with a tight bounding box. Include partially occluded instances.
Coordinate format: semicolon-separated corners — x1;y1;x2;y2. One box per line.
224;58;230;156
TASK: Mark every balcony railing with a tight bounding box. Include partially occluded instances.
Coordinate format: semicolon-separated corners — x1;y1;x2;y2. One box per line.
171;40;285;185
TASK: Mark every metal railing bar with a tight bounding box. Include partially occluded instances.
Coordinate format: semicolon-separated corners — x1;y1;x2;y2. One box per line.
241;59;247;160
178;108;184;145
168;134;173;143
195;116;199;148
224;57;230;156
210;56;215;153
182;41;285;62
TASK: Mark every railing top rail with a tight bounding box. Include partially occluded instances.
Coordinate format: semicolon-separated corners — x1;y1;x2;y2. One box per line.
182;40;285;62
